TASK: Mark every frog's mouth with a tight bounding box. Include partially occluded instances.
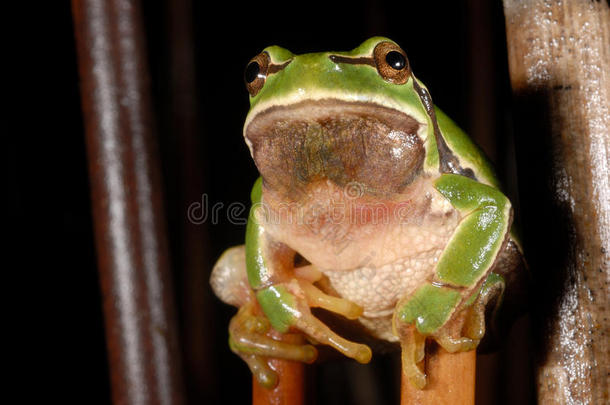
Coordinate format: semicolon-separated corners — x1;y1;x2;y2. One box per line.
244;99;425;198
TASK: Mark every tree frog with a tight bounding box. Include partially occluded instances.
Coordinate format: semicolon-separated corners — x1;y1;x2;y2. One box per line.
210;37;527;389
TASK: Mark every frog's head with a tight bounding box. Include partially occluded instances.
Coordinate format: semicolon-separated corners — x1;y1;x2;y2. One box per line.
243;37;435;199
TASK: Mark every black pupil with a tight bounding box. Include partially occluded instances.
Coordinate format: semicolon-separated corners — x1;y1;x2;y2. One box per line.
385;51;406;70
245;62;260;83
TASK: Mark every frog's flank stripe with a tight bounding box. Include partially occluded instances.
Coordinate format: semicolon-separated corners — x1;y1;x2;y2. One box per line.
411;79;476;179
328;54;376;68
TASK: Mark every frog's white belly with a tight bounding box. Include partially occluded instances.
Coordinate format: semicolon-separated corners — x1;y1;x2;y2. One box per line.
322;248;443;319
313;203;458;342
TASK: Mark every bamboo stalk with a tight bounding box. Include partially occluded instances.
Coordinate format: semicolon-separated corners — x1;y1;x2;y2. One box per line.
401;348;476;405
503;1;609;403
252;331;306;405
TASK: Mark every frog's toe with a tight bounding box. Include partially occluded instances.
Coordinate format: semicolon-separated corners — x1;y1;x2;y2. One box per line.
230;337;314;389
241;353;278;389
397;325;427;389
438;272;507;352
256;280;372;364
435;334;479;353
229;331;318;363
292;280;371;363
299;280;363;320
430;304;483;353
466;272;506;342
463;302;486;341
293;310;372;363
229;303;318;364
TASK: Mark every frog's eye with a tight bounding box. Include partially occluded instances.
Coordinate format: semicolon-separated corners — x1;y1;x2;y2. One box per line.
373;42;410;84
244;52;270;96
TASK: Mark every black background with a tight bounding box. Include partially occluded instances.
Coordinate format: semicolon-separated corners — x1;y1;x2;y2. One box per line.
12;1;526;403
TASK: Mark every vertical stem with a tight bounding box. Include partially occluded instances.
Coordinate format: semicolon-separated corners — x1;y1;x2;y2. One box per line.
72;0;185;403
503;1;610;403
252;331;306;405
401;348;476;405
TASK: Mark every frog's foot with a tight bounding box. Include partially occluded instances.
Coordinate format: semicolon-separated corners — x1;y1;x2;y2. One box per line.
435;303;486;354
394;313;479;390
436;272;506;353
393;282;482;389
467;272;506;342
257;279;373;365
229;302;318;388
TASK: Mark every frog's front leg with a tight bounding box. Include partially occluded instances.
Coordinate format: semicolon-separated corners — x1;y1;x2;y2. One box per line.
212;181;371;388
393;174;512;388
211;245;318;387
246;197;372;361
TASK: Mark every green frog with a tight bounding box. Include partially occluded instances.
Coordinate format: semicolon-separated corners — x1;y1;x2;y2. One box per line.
210;37;526;389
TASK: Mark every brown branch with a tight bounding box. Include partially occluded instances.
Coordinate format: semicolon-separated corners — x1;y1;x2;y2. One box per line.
252;331;306;405
503;1;610;403
72;0;186;403
401;348;476;405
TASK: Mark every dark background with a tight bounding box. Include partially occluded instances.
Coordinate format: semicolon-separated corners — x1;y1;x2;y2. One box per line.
13;0;530;403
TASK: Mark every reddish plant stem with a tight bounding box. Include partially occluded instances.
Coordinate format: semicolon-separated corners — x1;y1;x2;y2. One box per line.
401;348;476;405
252;331;306;405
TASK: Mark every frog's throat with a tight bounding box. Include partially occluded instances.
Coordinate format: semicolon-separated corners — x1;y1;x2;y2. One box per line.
244;99;426;197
